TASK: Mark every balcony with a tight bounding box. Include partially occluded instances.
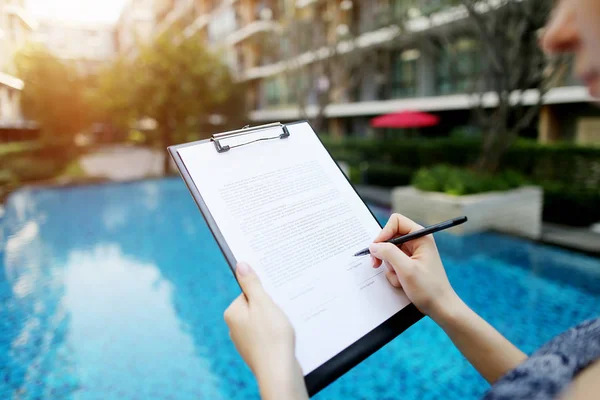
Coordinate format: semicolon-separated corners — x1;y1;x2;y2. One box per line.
239;2;503;82
225;20;279;46
4;4;37;30
249;86;591;122
241;25;400;81
155;0;193;34
182;14;210;38
0;72;24;91
295;0;323;8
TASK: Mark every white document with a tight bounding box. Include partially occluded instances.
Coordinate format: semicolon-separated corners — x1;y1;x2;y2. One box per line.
177;122;410;374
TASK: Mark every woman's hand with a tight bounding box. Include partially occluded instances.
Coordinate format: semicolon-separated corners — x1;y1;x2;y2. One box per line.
370;214;527;383
224;262;308;400
369;213;460;322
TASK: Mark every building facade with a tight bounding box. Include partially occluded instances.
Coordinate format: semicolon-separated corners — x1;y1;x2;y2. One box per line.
0;0;36;130
116;0;155;55
33;20;116;74
132;0;599;144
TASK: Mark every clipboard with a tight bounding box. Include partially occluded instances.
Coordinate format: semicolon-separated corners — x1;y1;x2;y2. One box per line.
168;121;423;397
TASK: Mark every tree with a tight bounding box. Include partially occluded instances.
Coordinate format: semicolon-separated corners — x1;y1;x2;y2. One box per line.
92;56;139;137
99;26;247;174
458;0;566;172
14;44;94;145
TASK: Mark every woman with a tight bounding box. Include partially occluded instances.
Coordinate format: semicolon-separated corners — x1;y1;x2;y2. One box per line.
223;1;600;399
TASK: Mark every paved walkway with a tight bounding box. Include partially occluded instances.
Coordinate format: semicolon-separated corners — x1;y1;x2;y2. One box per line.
542;223;600;255
80;145;165;181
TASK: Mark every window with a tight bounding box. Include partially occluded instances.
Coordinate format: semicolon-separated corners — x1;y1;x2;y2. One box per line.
390;0;407;20
391;49;420;98
265;78;282;106
436;38;480;95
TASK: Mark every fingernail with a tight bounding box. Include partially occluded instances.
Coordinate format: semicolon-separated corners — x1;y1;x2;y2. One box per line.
237;262;252;276
371;256;377;268
369;243;381;255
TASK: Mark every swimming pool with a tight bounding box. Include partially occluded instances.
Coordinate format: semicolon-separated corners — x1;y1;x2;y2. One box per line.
1;178;599;399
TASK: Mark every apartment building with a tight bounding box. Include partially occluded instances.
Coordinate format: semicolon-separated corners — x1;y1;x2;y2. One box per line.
33;20;116;74
116;0;155;55
145;0;599;143
0;0;36;130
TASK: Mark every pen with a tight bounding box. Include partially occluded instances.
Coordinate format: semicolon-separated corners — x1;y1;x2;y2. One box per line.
353;216;468;257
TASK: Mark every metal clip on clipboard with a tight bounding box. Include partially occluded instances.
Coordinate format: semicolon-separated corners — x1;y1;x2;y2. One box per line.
211;122;290;153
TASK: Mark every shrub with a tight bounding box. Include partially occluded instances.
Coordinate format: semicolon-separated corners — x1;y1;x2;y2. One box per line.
362;163;414;188
324;137;600;225
323;137;600;189
412;165;527;196
8;156;68;182
542;183;600;227
349;165;361;184
0;141;83;186
0;169;16;186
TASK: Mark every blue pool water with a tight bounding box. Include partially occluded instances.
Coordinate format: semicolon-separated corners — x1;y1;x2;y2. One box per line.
1;178;599;400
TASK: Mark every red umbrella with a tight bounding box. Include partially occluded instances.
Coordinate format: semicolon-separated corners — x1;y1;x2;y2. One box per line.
370;110;440;128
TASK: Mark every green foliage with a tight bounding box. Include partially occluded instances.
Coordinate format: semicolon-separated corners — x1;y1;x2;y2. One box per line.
8;157;66;182
15;45;94;144
127;130;148;145
542;184;600;227
0;142;82;188
92;57;139;131
412;165;526;196
124;29;244;142
321;136;482;169
324;136;600;226
94;27;247;173
349;165;361;184
322;136;600;189
0;169;17;186
0;141;42;156
363;164;414;188
61;160;86;178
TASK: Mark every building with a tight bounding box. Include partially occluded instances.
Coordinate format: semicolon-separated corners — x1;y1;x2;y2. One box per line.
0;0;36;131
33;19;116;74
136;0;599;144
115;0;155;55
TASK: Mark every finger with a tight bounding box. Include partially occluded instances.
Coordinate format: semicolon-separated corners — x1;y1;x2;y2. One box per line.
400;242;416;257
385;269;402;288
369;242;414;282
224;294;247;326
235;262;267;302
373;213;423;243
371;256;382;269
384;261;394;272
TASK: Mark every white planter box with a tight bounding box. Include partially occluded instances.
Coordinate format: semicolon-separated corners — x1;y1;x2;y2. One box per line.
391;186;543;239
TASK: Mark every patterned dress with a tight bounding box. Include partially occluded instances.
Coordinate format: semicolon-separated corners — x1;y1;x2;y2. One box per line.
484;318;600;400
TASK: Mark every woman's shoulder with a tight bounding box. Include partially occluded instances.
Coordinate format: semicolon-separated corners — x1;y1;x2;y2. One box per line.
484;318;600;400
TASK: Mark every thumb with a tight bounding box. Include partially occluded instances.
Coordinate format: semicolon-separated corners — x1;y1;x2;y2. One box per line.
235;262;266;301
369;243;414;280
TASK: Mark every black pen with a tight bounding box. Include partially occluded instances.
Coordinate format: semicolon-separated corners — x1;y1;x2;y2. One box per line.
353;216;468;257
